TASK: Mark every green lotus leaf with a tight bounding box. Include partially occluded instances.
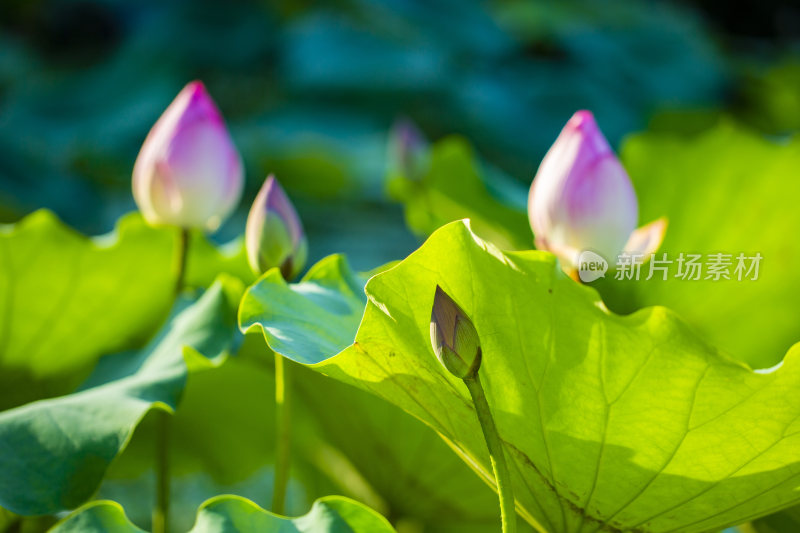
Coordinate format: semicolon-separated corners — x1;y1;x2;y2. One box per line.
240;256;527;532
0;210;252;410
240;220;800;533
600;121;800;369
95;330;512;533
95;336;371;533
50;501;143;533
0;277;243;516
51;496;396;533
94;352;310;533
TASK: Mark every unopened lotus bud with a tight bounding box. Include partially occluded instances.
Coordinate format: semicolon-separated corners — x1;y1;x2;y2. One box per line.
133;81;244;232
387;118;429;181
246;175;308;280
430;286;481;379
528;110;665;270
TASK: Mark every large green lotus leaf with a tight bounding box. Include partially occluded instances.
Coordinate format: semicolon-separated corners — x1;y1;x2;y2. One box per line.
0;210;252;410
597;121;800;369
240;255;529;532
0;277;243;516
51;496;396;533
96;315;514;533
95;340;344;533
387;136;532;251
241;221;800;533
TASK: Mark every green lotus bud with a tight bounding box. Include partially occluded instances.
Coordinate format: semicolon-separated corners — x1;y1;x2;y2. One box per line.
245;175;308;279
430;285;482;379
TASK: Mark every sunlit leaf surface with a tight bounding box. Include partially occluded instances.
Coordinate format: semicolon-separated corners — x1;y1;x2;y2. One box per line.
241;221;800;533
241;256;530;532
0;210;251;409
0;278;243;515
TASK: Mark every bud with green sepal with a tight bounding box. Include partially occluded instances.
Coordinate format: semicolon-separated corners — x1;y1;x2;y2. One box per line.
429;285;517;532
245;174;308;515
245;175;308;280
430;285;482;379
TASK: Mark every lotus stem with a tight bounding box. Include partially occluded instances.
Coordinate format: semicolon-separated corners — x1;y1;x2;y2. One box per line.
173;228;189;297
464;372;517;533
154;227;189;533
153;409;170;533
272;351;291;514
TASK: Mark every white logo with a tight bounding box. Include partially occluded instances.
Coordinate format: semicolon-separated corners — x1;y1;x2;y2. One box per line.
578;250;608;283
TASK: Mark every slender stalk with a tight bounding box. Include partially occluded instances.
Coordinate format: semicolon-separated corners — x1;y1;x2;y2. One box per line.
153;227;190;533
272;351;291;514
153;410;170;533
173;228;190;297
464;373;517;533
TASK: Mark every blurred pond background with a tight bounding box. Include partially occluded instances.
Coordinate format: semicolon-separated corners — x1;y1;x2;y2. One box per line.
1;0;799;270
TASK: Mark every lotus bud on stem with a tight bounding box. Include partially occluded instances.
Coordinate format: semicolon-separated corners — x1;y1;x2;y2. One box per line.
245;174;307;515
245;175;308;280
430;286;517;533
133;80;244;533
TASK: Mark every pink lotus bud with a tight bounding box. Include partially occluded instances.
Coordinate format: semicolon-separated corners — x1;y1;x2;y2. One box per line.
246;175;308;280
133;81;244;231
528;111;666;270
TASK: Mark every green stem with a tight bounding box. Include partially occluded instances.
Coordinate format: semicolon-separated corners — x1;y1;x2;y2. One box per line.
153;410;170;533
464;373;517;533
173;228;190;297
272;351;291;514
153;227;190;533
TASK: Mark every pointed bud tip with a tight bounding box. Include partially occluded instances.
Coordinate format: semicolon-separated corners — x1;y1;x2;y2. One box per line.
186;79;206;91
430;286;481;379
564;110;605;147
567;110;595;128
177;80;223;122
261;175;299;227
254;174;278;206
182;80;207;97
